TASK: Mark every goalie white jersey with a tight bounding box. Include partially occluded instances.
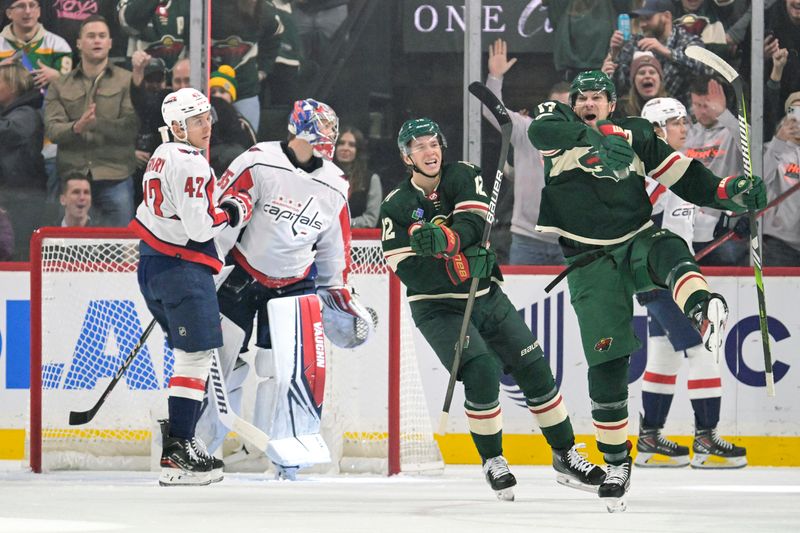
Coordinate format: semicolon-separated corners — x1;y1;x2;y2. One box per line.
129;142;231;273
218;141;352;287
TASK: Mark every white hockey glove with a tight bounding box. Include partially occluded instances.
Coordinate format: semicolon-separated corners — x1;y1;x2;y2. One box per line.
317;286;376;349
220;190;253;228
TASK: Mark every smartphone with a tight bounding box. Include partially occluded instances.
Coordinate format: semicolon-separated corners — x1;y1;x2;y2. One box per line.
617;14;631;41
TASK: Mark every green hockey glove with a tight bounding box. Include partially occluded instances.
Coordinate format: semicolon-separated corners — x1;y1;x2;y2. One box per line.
445;246;495;285
715;175;767;213
409;222;461;257
586;120;635;171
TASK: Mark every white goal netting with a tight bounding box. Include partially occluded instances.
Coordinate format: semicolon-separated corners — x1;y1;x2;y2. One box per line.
30;228;442;475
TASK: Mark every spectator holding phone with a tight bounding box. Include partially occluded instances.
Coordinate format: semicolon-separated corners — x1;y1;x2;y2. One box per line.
603;0;713;107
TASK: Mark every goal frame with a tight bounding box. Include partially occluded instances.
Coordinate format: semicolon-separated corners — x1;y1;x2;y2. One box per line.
29;226;409;475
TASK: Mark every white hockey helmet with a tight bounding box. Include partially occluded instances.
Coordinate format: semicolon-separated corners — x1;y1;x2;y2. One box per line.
161;88;211;138
641;97;687;129
321;298;377;349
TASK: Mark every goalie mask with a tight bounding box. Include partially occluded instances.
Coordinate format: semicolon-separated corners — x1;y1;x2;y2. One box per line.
318;289;377;349
288;98;339;160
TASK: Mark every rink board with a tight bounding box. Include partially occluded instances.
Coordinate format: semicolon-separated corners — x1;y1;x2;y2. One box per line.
0;265;798;464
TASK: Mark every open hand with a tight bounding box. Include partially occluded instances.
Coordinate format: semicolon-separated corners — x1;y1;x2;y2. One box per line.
488;38;517;78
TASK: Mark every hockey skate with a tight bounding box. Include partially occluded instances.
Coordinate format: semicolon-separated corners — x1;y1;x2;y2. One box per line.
598;456;632;513
159;436;214;486
160;419;224;483
635;425;690;468
191;437;225;483
482;456;517;501
552;443;606;493
689;293;728;362
690;428;747;469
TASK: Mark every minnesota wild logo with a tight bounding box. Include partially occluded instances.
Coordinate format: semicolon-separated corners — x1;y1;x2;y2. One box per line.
577;151;621;181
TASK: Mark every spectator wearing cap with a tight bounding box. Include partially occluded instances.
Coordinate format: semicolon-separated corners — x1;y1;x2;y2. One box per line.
762;92;800;266
603;0;712;107
617;51;667;117
209;65;257;176
210;65;238;103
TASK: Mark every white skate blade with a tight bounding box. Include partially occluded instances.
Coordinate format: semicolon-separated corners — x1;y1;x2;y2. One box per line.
603;496;627;513
556;474;600;493
690;453;747;469
634;452;690;468
159;467;212;486
494;487;515;501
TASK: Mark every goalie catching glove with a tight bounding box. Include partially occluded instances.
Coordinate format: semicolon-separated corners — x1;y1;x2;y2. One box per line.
585;120;635;172
445;245;496;285
715;175;767;213
220;190;253;228
408;221;460;257
317;286;376;348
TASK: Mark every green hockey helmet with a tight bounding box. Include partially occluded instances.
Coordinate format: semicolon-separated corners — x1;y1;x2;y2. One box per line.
397;118;447;155
569;70;617;106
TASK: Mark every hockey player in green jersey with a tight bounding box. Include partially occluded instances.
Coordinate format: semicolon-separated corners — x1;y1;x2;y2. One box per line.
527;70;766;511
380;117;606;502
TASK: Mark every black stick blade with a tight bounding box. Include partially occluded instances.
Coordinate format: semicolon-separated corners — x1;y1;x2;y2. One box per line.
69;407;96;426
469;81;511;127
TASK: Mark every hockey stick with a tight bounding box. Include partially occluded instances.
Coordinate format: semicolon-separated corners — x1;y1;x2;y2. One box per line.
438;81;513;434
69;318;157;425
207;349;270;452
685;46;775;396
695;181;800;261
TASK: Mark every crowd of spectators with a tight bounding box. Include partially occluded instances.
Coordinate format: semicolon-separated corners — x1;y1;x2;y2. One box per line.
0;0;797;266
0;0;361;261
508;0;800;266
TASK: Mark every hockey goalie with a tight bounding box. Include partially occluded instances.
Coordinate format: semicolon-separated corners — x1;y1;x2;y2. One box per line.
194;99;375;479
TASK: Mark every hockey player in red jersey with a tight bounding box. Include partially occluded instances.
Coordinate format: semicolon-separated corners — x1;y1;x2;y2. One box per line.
129;88;252;486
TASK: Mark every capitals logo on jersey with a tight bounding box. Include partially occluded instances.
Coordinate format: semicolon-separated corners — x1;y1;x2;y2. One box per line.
264;195;323;236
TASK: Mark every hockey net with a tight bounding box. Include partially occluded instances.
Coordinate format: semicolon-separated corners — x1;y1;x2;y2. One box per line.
29;227;443;475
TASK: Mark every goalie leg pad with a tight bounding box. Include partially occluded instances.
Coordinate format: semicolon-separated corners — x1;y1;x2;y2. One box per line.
256;295;331;468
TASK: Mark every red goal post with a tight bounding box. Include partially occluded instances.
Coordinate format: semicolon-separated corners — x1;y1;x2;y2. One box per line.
29;227;443;475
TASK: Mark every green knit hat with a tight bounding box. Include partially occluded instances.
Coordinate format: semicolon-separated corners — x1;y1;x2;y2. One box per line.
209;64;238;102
